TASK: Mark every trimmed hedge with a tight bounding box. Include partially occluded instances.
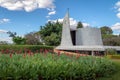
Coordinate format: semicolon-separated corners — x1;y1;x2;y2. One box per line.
0;53;117;80
0;45;54;54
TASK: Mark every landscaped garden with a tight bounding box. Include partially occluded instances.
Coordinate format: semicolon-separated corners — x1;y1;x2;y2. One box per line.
97;58;120;80
0;45;118;80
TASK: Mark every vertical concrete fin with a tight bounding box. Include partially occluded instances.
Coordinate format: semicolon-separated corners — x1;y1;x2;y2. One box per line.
60;10;73;46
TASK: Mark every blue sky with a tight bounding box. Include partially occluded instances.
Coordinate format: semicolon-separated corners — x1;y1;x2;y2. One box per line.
0;0;120;42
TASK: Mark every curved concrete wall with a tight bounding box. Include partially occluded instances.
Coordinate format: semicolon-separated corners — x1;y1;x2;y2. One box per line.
76;28;103;46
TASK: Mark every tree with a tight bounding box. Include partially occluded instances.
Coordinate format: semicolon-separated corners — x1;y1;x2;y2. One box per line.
39;21;62;46
0;41;8;45
24;32;42;45
7;31;16;37
77;21;83;28
44;33;60;46
100;26;113;35
103;37;120;46
12;36;26;45
100;26;120;46
7;31;26;45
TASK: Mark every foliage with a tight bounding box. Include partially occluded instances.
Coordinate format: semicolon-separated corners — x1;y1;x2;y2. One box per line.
0;45;53;54
77;21;83;28
7;31;17;37
0;53;116;80
105;49;117;55
102;34;116;39
24;32;42;45
97;59;120;80
103;36;120;46
44;33;60;46
39;21;62;46
100;26;113;35
100;26;120;46
7;31;26;45
0;41;8;45
12;36;26;45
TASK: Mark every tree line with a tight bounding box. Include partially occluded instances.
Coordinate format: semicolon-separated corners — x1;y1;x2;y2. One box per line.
2;21;120;46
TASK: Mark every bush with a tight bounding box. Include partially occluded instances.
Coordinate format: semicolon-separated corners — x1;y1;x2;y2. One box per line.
0;53;117;80
105;49;117;55
0;45;53;54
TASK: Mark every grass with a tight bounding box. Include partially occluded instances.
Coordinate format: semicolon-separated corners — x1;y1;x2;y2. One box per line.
97;59;120;80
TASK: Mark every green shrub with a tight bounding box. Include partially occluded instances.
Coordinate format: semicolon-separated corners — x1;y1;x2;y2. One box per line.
0;53;117;80
0;45;53;54
105;49;117;55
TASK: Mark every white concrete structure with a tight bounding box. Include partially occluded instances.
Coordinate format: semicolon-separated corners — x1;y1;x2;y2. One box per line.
56;11;120;53
76;28;103;46
60;10;73;46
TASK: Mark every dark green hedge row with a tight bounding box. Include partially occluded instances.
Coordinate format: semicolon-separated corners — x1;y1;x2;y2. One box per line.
0;45;54;54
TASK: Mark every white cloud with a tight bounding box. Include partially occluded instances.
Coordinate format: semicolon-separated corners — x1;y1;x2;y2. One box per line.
111;22;120;31
46;8;56;18
115;1;120;18
48;10;56;15
117;13;120;18
49;18;90;30
0;29;8;33
115;1;120;7
111;22;120;35
0;18;10;24
46;16;50;18
0;0;55;12
0;30;12;43
82;23;90;28
0;37;12;43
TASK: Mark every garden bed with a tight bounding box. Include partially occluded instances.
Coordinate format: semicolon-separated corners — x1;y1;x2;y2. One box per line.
0;53;116;80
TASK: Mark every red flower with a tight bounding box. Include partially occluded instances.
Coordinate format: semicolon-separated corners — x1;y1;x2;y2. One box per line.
58;51;61;56
44;49;48;54
10;53;12;58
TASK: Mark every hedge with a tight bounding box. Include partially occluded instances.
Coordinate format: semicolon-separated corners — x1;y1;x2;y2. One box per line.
0;45;54;54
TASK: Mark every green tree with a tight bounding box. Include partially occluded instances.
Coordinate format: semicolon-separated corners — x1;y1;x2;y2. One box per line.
77;21;83;28
100;26;120;46
7;31;16;37
39;21;62;46
7;31;26;45
100;26;113;35
44;33;60;46
12;36;26;45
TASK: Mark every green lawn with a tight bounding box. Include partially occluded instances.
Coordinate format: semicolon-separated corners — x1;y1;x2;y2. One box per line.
97;59;120;80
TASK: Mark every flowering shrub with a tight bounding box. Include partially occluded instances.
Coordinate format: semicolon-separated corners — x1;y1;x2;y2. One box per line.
0;53;116;80
0;45;53;54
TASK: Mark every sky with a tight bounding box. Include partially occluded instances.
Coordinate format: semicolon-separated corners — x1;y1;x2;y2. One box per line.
0;0;120;43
